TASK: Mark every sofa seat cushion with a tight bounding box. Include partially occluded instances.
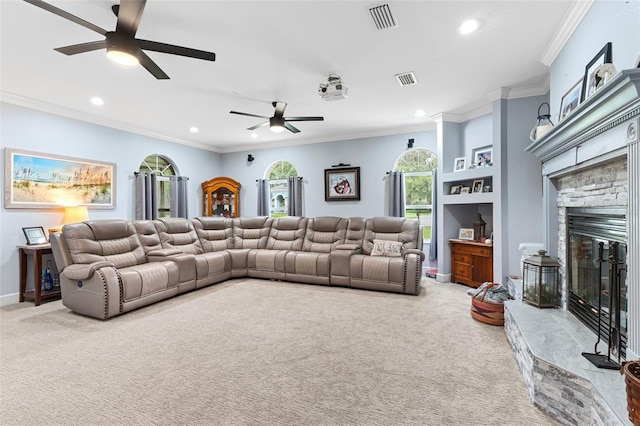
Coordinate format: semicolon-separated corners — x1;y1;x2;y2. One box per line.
120;262;179;302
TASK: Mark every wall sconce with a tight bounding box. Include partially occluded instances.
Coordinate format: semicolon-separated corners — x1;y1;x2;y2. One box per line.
529;102;554;142
247;154;255;163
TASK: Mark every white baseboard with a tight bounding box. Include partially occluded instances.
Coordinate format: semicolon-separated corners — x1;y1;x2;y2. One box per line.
436;273;451;283
0;293;20;307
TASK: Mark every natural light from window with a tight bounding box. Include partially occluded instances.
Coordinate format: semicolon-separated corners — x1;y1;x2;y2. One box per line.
265;160;298;218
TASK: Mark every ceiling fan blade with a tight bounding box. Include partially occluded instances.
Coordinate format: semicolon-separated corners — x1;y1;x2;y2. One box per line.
247;121;269;131
55;40;107;55
284;116;324;122
139;40;216;61
273;101;287;119
115;0;146;37
284;122;301;134
23;0;107;36
230;111;269;119
138;50;169;79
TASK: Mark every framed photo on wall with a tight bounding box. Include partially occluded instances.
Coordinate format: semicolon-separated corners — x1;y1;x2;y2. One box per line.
582;42;612;101
5;148;116;209
324;167;360;201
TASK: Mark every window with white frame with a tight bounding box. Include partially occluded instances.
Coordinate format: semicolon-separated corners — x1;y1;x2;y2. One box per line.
393;148;437;241
266;160;298;218
138;154;177;218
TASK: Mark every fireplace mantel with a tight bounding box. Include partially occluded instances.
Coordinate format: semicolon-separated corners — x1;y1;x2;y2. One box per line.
526;68;640;163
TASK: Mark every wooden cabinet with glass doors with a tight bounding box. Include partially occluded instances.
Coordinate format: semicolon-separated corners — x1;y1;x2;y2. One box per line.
202;177;241;218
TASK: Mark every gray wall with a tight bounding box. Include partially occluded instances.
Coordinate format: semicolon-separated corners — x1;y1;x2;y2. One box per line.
219;131;437;218
0;102;222;303
549;0;640;120
505;94;548;276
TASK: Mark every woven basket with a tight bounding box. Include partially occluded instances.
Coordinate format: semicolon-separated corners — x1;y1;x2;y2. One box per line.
470;283;505;326
623;361;640;425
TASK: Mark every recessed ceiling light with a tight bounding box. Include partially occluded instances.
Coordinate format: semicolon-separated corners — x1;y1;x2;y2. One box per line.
459;19;479;35
90;97;104;106
189;127;199;133
250;133;258;138
414;109;426;117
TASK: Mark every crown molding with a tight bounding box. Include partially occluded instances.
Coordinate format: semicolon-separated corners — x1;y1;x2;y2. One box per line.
0;92;221;153
539;0;594;67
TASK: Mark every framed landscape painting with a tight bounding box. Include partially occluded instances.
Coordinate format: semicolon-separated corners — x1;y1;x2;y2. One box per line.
4;148;116;209
324;167;360;201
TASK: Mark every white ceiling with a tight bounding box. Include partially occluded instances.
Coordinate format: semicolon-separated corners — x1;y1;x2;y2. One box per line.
1;0;583;153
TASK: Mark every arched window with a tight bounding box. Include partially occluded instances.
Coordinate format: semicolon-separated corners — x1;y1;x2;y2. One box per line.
265;160;298;218
138;154;177;218
393;148;437;241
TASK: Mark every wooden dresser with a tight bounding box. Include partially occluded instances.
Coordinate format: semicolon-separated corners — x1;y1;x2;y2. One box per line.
450;239;493;288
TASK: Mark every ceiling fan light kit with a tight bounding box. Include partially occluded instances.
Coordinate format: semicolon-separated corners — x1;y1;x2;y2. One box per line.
230;101;324;135
23;0;216;79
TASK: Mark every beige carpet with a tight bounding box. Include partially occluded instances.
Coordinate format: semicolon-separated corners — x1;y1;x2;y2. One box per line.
0;278;558;425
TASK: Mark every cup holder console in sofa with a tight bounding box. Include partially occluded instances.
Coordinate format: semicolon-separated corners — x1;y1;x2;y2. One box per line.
50;216;425;319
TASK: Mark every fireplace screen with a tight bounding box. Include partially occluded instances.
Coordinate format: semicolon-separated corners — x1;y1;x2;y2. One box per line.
567;208;627;359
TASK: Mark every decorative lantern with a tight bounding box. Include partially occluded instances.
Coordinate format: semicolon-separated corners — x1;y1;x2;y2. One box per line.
522;250;560;308
473;213;486;242
529;102;554;142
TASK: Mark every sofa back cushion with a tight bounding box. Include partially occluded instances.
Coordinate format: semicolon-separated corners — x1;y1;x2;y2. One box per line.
133;220;163;253
303;216;347;253
154;217;204;255
62;219;146;268
233;216;272;249
267;216;307;251
345;217;366;246
362;217;419;255
192;217;234;252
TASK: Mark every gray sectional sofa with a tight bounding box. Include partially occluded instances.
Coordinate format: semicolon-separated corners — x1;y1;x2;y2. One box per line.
50;216;425;319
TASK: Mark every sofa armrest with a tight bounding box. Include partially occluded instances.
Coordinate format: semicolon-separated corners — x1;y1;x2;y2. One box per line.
403;248;425;261
147;248;185;259
63;261;115;281
336;244;361;252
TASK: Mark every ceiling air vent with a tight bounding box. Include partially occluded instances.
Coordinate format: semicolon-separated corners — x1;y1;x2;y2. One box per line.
369;4;398;30
395;72;417;86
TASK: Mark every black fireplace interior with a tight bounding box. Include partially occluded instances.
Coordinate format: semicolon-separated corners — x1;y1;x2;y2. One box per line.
567;207;627;359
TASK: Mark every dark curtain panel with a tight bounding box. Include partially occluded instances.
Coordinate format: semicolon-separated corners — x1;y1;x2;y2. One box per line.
429;169;438;261
170;176;189;219
134;172;157;220
257;179;269;216
387;171;404;217
287;176;303;216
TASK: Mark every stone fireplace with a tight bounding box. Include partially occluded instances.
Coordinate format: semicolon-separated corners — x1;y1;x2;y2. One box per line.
505;69;640;424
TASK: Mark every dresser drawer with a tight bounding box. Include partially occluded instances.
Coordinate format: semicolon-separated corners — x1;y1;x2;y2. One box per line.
453;253;471;264
454;263;472;279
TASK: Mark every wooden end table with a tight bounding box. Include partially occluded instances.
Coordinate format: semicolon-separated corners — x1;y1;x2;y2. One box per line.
18;244;61;306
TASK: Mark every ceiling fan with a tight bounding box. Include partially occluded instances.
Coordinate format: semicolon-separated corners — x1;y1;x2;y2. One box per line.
230;101;324;134
23;0;216;79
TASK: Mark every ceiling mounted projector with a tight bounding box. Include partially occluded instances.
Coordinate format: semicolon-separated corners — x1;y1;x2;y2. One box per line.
319;74;348;101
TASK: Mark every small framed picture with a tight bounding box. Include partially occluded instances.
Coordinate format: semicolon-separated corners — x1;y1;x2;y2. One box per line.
472;180;484;193
453;157;466;172
459;228;474;241
582;42;612;101
460;187;470;194
449;185;462;195
471;145;492;167
22;226;47;245
559;78;583;121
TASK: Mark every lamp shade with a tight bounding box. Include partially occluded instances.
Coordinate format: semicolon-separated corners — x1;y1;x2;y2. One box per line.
64;205;89;224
